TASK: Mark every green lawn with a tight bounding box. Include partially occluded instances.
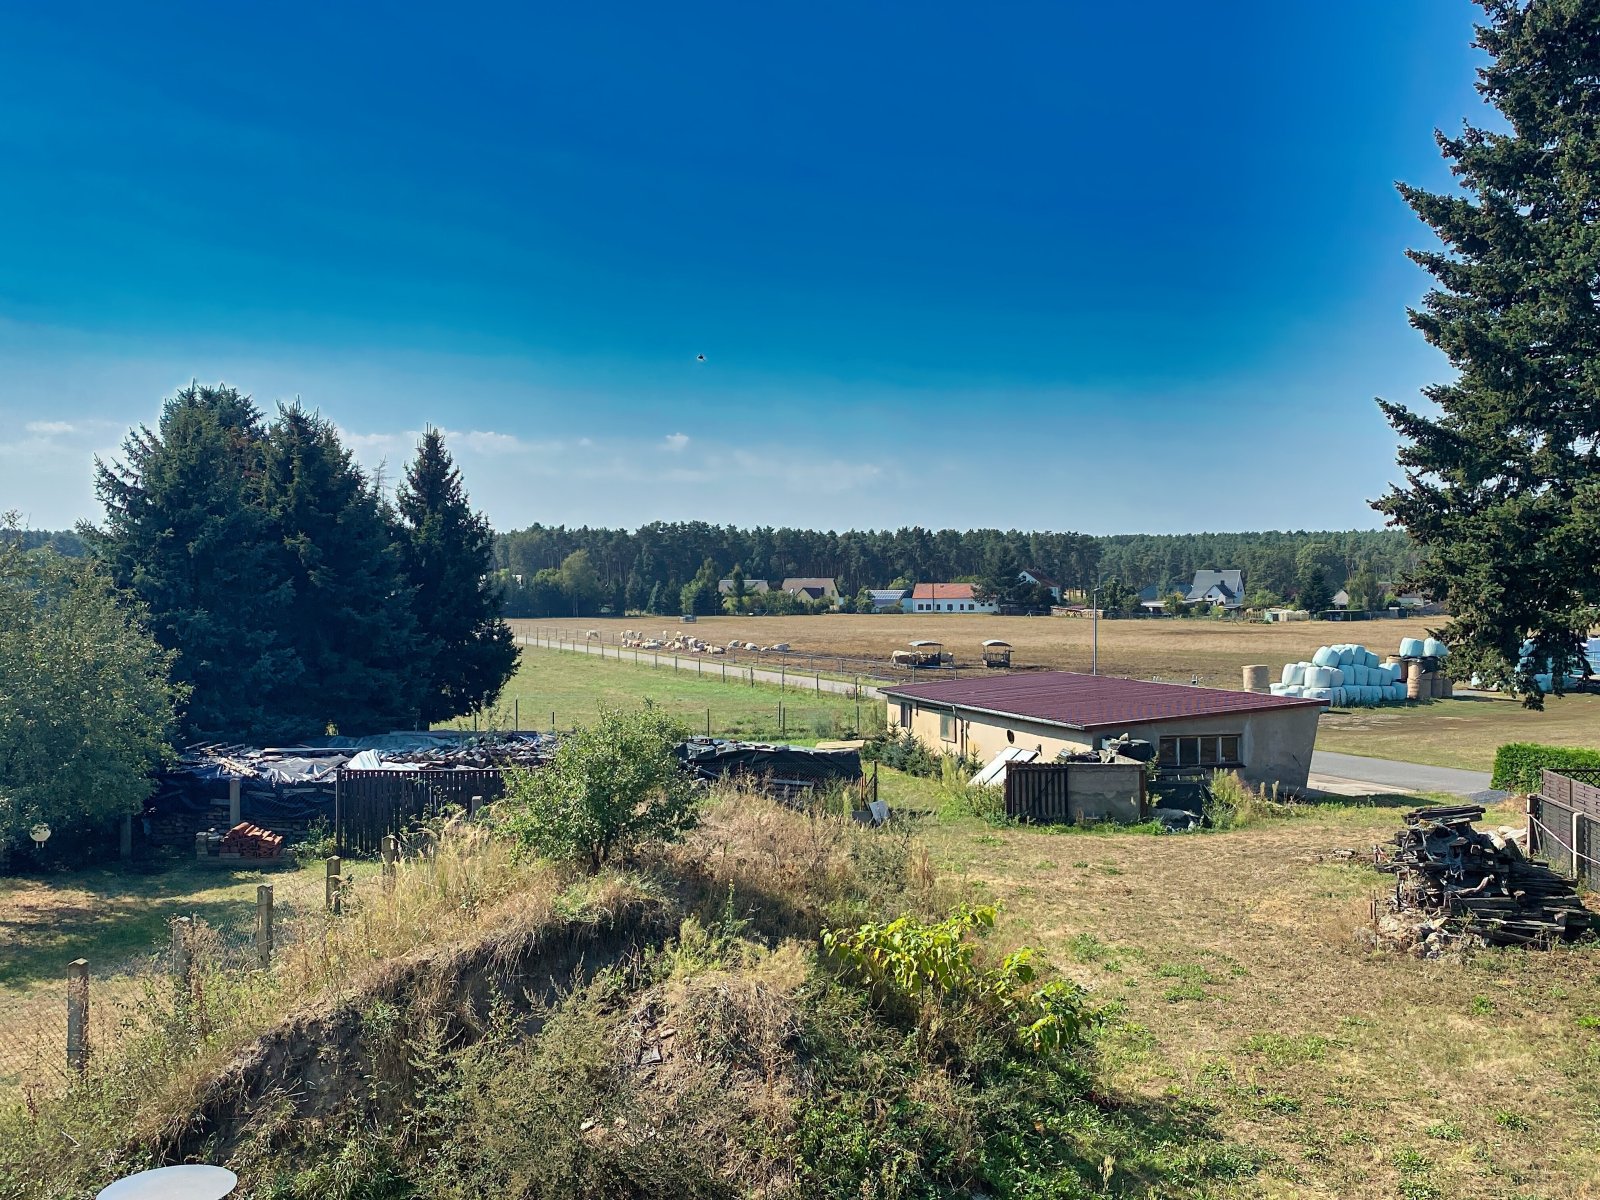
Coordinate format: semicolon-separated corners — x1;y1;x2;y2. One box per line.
0;855;346;996
1315;690;1600;773
454;644;875;741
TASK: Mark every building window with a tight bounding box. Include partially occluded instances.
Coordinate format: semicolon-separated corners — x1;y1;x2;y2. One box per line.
898;702;911;727
1158;734;1242;769
939;712;955;742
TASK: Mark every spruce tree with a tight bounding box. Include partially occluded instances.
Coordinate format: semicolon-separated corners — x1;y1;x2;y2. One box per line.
90;383;298;742
1377;0;1600;704
397;429;519;725
257;404;421;736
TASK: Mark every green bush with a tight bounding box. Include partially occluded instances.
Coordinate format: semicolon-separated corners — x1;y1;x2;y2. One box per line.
861;727;979;780
497;705;699;871
1490;742;1600;792
821;904;1097;1054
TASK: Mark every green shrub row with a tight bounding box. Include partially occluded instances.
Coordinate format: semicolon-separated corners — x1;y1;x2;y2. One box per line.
1490;742;1600;792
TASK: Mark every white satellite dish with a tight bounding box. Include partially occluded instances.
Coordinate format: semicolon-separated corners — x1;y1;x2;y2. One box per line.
96;1165;237;1200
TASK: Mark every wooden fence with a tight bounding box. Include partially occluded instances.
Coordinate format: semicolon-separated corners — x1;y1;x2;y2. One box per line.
336;768;505;855
1528;769;1600;889
1003;762;1145;825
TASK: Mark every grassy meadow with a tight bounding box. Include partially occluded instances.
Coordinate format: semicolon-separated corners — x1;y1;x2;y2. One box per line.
451;642;874;741
899;774;1600;1199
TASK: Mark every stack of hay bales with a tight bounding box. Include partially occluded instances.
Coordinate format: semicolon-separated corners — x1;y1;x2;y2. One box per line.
1269;642;1412;707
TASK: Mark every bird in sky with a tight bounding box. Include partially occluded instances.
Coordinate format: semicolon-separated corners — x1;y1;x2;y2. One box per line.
696;353;705;361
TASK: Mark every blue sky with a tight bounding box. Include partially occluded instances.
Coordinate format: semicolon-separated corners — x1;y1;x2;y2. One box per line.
0;3;1488;533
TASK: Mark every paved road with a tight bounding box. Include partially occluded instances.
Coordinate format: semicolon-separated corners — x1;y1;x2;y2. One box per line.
1309;750;1493;797
516;635;887;698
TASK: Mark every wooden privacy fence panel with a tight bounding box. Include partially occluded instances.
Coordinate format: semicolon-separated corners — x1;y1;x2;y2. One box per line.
337;768;506;855
1004;762;1144;825
1530;772;1600;890
1540;768;1600;820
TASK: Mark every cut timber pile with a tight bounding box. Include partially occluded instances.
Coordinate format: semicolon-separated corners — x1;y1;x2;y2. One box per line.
220;822;284;860
1378;804;1592;947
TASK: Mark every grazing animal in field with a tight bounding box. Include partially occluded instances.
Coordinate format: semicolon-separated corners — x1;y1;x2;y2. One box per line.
586;629;600;641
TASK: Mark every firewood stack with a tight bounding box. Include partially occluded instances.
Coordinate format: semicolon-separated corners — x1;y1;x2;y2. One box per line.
220;822;285;860
1378;804;1593;946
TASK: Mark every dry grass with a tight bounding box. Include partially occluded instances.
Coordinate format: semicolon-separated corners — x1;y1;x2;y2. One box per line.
1317;691;1600;773
922;791;1600;1199
515;613;1443;688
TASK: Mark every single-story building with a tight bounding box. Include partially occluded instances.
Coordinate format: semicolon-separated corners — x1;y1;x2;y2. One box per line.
879;671;1325;793
781;577;839;604
904;582;998;614
1136;584;1167;612
718;578;770;596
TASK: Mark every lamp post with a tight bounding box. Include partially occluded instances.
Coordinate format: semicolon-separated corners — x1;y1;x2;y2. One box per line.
1091;576;1102;676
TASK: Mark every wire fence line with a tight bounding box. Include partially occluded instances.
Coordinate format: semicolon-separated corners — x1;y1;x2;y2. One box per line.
0;879;316;1104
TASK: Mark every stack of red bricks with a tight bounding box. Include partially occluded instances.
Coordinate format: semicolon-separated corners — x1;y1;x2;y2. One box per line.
220;822;284;859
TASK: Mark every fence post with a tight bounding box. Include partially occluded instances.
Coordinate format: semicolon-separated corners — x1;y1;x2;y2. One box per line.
256;885;274;968
229;777;242;827
326;856;343;914
171;916;193;987
514;698;519;731
816;671;821;694
66;960;88;1073
780;664;786;691
468;794;482;819
381;835;398;892
707;708;712;738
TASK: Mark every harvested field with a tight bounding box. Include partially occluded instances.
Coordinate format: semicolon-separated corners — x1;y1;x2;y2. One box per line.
918;783;1600;1199
513;613;1445;688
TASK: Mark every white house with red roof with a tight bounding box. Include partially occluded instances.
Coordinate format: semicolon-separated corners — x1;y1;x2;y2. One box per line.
903;582;998;614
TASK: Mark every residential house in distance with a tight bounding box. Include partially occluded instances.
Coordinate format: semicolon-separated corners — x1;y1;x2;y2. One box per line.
1016;569;1062;602
781;577;839;605
1136;584;1166;613
717;577;770;596
880;671;1324;792
867;587;911;612
904;582;999;614
1185;569;1246;611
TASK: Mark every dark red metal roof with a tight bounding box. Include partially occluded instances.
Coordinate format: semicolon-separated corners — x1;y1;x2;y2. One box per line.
879;671;1325;731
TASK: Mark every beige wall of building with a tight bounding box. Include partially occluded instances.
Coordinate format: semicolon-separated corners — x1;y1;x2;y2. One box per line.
887;697;1320;792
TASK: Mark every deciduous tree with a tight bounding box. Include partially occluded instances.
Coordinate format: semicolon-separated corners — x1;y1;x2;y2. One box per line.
0;528;182;850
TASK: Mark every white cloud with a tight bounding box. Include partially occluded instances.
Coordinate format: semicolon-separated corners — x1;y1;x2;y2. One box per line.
662;432;690;452
24;420;77;436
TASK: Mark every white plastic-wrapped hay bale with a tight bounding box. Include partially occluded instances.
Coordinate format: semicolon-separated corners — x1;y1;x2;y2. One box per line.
1400;636;1425;658
1423;637;1448;659
1281;662;1306;687
1304;687;1334;703
1312;646;1341;668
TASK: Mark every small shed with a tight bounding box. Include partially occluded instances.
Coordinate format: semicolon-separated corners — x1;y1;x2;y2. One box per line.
982;639;1012;668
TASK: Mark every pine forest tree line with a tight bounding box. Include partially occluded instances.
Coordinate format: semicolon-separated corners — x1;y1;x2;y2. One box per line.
494;523;1417;617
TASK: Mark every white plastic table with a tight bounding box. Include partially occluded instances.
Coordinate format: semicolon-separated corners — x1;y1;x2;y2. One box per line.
96;1165;237;1200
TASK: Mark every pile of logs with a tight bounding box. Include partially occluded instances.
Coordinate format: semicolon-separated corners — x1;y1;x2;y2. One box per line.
220;822;285;860
1378;804;1593;946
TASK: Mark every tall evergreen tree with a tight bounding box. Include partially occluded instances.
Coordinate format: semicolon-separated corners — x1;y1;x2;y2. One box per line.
257;404;421;736
90;383;298;741
1377;0;1600;704
397;429;519;727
